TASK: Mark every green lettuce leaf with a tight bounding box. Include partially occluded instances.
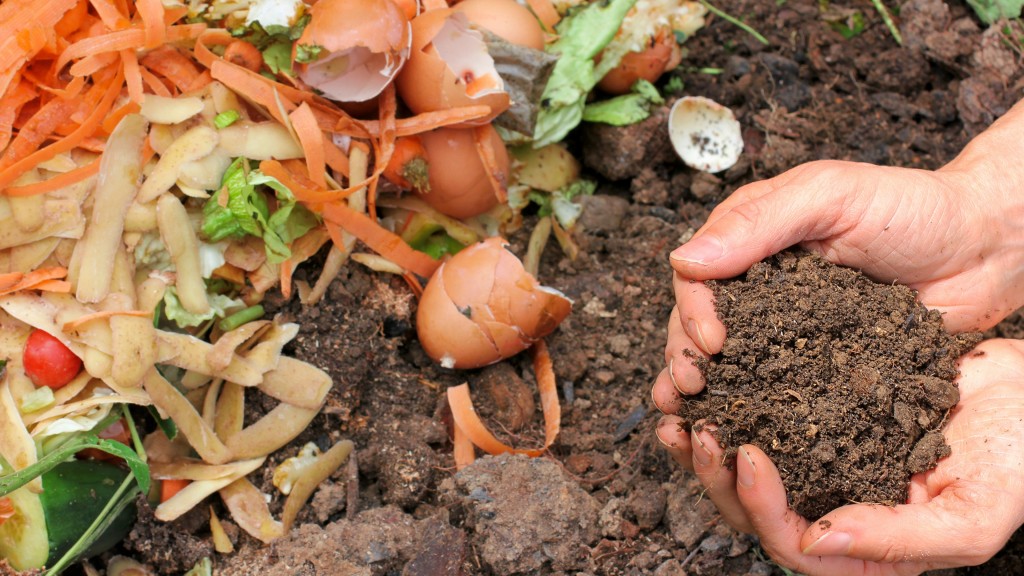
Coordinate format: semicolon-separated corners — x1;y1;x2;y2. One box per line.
202;158;320;263
533;0;637;147
582;80;664;126
966;0;1024;23
162;286;244;329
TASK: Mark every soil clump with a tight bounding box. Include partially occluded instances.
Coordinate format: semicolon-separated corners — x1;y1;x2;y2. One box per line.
675;251;981;520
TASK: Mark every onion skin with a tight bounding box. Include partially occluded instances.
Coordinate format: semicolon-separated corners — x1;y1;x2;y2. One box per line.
416;125;508;219
416;237;572;369
598;30;681;95
453;0;545;50
396;9;510;124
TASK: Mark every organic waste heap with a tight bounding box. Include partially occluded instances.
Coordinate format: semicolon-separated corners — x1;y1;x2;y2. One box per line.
674;250;981;520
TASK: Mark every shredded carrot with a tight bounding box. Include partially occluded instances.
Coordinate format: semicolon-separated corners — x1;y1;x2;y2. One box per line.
280;227;330;299
452;419;476;470
136;0;166;49
446;340;561;458
290;102;327;189
4;156;99;197
322;203;440;279
139;67;172;96
0;267;70;297
54;0;90;38
421;0;447;11
69;51;119;77
140;46;200;92
56;23;205;73
0;66;122;192
160;479;190;503
0;99;79;172
184;70;213;92
223;40;263;73
88;0;130;30
102;101;141;134
369;84;399;219
210;60;295;125
0;80;37;152
121;49;144;104
62;309;152;332
338;105;493;138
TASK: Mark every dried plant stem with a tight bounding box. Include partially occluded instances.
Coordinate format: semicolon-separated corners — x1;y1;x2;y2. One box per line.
698;0;769;45
871;0;904;46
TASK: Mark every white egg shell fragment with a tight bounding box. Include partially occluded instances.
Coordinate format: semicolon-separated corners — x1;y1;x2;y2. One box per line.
668;96;743;173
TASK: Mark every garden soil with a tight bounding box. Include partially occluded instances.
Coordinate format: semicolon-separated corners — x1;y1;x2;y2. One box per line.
106;0;1024;575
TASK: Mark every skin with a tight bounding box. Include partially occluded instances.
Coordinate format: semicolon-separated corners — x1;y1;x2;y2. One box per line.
653;99;1024;574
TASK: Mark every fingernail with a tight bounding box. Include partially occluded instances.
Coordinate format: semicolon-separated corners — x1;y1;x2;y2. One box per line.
671;236;724;265
687;319;712;355
655;417;677;447
692;430;712;467
737;446;756;488
668;358;682;393
802;531;854;556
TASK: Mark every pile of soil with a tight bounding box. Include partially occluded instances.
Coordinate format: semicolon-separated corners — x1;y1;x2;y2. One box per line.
674;251;981;519
96;0;1024;574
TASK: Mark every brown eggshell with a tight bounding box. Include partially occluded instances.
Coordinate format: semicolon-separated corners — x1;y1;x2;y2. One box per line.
416;125;508;219
395;9;510;124
453;0;545;50
296;0;411;102
416;237;572;369
597;30;680;95
416;268;501;369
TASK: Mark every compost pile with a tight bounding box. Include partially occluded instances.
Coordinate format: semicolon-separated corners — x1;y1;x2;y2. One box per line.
675;251;982;519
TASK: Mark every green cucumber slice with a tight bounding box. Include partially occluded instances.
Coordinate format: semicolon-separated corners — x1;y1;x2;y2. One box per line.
41;460;137;565
0;460;136;570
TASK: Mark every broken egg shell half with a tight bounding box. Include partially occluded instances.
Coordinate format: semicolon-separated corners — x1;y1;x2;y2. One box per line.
395;9;510;125
668;96;744;174
453;0;546;50
416;124;508;219
296;0;412;103
416;237;572;369
598;29;681;96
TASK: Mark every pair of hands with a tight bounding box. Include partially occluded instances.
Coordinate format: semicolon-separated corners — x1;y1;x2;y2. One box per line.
654;103;1024;574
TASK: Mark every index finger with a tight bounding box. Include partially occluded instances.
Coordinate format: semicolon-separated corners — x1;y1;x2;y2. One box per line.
673;273;725;356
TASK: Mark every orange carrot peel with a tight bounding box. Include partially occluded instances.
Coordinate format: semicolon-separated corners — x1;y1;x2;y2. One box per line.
447;340;561;459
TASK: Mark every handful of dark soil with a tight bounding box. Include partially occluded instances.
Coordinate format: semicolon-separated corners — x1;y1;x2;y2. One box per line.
675;251;981;520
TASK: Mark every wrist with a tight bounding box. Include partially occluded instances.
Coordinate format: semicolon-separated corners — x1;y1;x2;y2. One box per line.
939;108;1024;322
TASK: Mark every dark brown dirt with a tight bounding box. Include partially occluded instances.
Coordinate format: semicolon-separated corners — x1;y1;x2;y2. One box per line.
674;251;981;520
111;1;1024;575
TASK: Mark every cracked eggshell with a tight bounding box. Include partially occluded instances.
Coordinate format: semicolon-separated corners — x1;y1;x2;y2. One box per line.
416;125;508;219
296;0;411;103
598;30;681;95
395;9;510;125
668;96;743;173
453;0;545;50
416;237;572;369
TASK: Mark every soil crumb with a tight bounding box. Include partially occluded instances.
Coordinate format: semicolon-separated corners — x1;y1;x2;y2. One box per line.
675;251;981;519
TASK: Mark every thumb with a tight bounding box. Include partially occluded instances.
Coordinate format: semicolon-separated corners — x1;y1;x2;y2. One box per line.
669;165;854;281
800;491;1012;567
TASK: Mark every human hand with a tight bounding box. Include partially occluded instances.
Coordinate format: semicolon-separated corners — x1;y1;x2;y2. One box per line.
656;338;1024;575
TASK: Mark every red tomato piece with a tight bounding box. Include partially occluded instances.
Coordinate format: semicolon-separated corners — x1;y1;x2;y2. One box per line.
23;329;82;390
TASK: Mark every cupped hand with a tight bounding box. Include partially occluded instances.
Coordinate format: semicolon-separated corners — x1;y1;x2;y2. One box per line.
652;153;1024;410
655;338;1024;575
